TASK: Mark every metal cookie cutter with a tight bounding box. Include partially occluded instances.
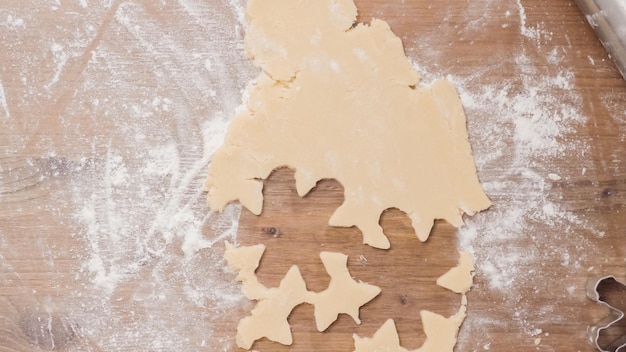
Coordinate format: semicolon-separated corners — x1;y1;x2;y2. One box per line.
587;275;626;352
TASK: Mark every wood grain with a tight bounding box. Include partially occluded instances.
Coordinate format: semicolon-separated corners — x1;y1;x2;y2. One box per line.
235;168;462;351
0;0;625;351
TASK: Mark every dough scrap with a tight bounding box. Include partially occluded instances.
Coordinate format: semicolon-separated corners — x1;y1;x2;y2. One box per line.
224;242;381;349
436;251;475;294
223;242;267;300
352;251;474;352
205;0;491;249
353;319;407;352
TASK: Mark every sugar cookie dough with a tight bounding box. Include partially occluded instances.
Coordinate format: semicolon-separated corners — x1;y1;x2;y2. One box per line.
210;0;490;350
352;252;474;352
436;251;475;294
224;242;381;350
205;0;491;249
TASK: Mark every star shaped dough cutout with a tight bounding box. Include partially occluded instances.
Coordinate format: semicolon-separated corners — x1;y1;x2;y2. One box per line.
224;243;381;350
236;264;312;349
223;241;268;300
311;251;382;331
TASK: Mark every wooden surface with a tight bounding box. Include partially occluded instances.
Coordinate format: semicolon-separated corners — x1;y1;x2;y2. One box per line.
0;0;625;351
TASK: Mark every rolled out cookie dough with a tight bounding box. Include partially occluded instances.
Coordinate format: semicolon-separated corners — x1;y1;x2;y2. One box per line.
205;0;491;249
211;0;490;350
224;242;381;350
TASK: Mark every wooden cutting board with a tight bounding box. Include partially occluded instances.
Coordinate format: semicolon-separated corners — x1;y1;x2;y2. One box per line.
0;0;625;351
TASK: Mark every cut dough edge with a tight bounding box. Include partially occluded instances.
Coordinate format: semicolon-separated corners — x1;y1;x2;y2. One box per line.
224;242;474;351
352;251;474;352
224;241;381;350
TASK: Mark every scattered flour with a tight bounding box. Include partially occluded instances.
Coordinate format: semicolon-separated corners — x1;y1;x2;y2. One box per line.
408;1;608;350
45;42;70;90
3;14;25;31
516;0;539;40
0;80;9;118
1;0;254;350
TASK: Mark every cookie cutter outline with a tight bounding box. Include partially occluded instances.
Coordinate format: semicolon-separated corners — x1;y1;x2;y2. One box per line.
587;275;626;352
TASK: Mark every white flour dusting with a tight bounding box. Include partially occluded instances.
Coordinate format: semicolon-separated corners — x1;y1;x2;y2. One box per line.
45;42;70;90
448;68;598;348
516;0;540;40
407;0;606;350
64;1;255;349
1;0;254;350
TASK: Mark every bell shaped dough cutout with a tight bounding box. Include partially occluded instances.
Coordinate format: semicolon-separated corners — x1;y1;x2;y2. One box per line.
205;0;491;249
224;242;381;350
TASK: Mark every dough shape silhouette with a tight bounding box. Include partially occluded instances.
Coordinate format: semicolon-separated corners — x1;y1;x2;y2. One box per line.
205;0;491;249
